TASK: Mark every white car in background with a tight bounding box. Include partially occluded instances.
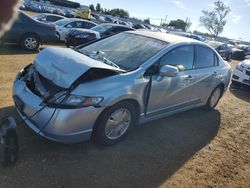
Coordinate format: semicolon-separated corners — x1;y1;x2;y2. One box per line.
54;18;97;41
232;60;250;86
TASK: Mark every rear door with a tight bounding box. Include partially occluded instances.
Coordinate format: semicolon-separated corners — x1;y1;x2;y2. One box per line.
146;45;201;116
193;45;221;102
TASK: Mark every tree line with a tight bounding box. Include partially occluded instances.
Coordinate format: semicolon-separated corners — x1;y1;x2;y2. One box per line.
89;1;231;38
89;3;129;18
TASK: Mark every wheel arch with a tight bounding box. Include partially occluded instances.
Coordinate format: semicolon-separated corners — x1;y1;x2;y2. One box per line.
91;98;141;139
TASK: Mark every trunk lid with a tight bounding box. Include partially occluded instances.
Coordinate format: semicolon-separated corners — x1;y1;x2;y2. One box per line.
34;47;121;88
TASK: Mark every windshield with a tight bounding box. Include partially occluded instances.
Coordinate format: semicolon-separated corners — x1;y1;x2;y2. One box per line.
91;24;113;34
77;33;168;70
54;19;69;26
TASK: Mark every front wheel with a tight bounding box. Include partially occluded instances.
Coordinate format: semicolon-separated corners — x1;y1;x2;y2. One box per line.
93;102;136;146
205;86;223;110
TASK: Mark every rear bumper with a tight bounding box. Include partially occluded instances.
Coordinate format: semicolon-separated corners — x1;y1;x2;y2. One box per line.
40;34;59;44
13;78;104;144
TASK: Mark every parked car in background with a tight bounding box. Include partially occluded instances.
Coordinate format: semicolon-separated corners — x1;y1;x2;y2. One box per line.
174;32;204;41
1;11;57;50
52;8;65;16
65;23;135;47
13;31;231;145
232;60;250;87
231;46;246;61
54;18;97;41
33;13;66;23
236;44;250;56
133;23;147;29
75;7;91;20
64;8;75;18
207;41;232;61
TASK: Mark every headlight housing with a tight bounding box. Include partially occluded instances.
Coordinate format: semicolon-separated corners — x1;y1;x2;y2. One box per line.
47;92;103;108
236;63;244;72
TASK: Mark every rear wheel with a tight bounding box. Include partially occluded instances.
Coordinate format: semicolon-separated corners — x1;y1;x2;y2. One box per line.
20;33;39;51
56;32;60;41
205;86;223;110
93;101;136;146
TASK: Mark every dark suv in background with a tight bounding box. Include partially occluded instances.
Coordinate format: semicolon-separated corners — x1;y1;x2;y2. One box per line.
207;41;232;61
65;23;134;47
1;11;58;51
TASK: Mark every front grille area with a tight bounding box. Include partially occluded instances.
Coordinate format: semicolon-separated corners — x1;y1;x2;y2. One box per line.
25;67;64;99
243;79;250;84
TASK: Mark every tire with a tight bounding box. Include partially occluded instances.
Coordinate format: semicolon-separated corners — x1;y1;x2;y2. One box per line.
231;80;241;88
205;86;223;110
20;33;39;51
93;101;136;146
56;32;60;41
226;53;232;61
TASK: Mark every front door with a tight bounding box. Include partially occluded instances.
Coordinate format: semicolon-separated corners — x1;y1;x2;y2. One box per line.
146;45;200;116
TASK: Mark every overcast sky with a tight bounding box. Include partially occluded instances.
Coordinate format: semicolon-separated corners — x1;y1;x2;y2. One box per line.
76;0;250;41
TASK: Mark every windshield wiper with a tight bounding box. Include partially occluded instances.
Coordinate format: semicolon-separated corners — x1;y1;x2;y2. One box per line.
94;51;120;69
74;49;121;69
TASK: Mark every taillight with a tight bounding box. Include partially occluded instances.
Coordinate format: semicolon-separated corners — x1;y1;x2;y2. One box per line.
51;27;56;33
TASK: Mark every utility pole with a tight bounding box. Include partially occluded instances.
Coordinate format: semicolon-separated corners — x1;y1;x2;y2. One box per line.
164;15;168;25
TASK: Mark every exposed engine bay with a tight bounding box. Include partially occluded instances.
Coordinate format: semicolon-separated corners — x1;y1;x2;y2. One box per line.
18;64;119;104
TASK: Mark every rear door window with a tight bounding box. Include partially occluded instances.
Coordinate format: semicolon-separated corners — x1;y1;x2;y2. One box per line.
81;22;95;29
47;16;60;22
195;45;216;68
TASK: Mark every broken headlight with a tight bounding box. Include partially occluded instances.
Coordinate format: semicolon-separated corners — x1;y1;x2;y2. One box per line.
47;92;103;108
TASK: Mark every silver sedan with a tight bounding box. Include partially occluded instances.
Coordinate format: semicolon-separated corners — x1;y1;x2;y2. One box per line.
13;30;232;145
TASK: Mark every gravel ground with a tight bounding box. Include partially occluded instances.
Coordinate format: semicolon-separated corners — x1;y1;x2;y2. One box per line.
0;45;249;188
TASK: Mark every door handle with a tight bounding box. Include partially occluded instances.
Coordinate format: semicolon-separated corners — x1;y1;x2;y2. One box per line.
185;75;194;80
212;72;218;77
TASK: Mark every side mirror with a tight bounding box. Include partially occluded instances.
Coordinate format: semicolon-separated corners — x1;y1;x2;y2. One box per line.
159;65;179;77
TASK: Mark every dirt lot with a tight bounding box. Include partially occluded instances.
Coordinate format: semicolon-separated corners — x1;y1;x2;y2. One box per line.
0;45;250;188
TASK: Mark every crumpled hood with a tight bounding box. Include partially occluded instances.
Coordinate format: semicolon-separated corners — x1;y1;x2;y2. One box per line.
241;60;250;69
34;47;121;88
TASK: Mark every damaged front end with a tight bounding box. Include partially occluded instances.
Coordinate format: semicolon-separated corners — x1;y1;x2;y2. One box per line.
15;63;119;108
16;64;65;102
12;63;113;143
12;47;124;143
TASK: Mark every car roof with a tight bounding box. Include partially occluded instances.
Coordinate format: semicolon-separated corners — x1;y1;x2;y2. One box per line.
127;30;197;44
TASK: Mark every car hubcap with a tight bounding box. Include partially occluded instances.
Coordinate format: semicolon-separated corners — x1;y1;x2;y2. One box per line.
24;37;37;49
105;108;131;140
210;88;221;107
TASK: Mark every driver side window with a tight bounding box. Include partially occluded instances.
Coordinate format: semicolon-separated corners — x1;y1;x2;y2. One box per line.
160;45;194;71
